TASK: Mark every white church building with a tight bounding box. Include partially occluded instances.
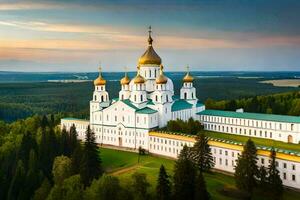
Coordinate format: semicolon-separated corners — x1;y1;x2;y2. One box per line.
61;29;300;189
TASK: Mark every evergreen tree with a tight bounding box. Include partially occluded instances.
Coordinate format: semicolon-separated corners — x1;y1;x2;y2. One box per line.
41;115;49;130
7;160;26;200
60;126;70;156
173;145;196;200
18;131;38;169
22;149;43;200
80;125;102;186
69;124;79;154
194;172;210;200
156;165;171;200
258;166;268;189
131;172;150;200
71;145;83;174
267;149;283;199
190;133;214;172
234;139;258;197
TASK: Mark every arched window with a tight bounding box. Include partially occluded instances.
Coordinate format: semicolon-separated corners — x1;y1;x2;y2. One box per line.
101;95;104;102
140;95;143;101
184;92;187;99
192;93;194;99
94;95;97;101
121;94;124;100
155;95;158;101
149;70;151;77
134;95;136;101
154;70;156;77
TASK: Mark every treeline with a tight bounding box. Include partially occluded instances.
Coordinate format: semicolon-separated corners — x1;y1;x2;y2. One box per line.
205;91;300;116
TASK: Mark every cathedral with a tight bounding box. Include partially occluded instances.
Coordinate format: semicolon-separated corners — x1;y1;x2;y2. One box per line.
61;28;300;189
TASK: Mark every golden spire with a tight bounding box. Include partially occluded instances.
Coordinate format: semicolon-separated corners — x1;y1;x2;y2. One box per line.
183;65;194;83
120;66;130;85
138;26;162;66
94;64;106;85
148;25;153;46
133;67;145;84
156;64;168;84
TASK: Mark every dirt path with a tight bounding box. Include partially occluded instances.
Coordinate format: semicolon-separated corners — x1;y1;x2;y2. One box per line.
109;164;141;176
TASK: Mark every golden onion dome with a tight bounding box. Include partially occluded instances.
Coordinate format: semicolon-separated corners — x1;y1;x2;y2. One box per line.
183;72;194;83
138;27;162;66
156;65;168;84
94;67;106;85
120;72;130;85
133;70;145;84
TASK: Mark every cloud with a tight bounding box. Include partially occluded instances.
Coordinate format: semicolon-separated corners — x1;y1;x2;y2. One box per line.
0;1;62;10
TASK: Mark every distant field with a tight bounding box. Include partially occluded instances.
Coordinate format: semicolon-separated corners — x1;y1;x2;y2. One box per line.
100;147;300;200
261;79;300;87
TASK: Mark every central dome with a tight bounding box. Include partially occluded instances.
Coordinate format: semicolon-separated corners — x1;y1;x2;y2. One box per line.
138;27;162;66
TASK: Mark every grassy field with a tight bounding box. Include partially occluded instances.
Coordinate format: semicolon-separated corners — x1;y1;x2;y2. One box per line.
204;131;300;152
100;147;300;200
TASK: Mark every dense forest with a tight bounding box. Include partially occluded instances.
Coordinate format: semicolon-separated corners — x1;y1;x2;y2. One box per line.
0;77;299;122
0;114;287;200
205;91;300;116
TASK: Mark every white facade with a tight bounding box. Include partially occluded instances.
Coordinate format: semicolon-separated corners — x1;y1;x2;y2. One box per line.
61;30;300;189
197;110;300;144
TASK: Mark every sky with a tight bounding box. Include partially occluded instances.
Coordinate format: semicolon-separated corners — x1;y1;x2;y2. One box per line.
0;0;300;72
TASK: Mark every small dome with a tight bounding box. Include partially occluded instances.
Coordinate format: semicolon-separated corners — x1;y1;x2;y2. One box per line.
183;72;194;83
120;72;130;85
138;27;162;66
94;67;106;85
133;73;145;84
156;65;168;84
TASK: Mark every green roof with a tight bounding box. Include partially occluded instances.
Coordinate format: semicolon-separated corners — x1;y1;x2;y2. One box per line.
121;99;138;110
146;99;155;105
197;109;300;123
196;102;204;107
136;107;157;114
61;118;89;122
171;99;193;112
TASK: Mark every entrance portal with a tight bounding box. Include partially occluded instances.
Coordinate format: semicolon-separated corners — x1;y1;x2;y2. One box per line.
118;137;122;147
288;135;293;143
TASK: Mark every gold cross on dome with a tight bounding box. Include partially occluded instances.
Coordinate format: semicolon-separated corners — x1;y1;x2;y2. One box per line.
148;25;152;36
186;65;190;72
98;63;102;76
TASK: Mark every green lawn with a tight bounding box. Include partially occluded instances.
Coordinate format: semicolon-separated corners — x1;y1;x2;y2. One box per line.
204;130;300;153
100;147;300;200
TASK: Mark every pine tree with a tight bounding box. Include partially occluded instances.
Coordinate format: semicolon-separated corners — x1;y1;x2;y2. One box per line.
7;160;26;200
18;131;38;169
71;145;83;174
190;133;214;172
156;165;171;200
267;149;283;199
173;145;196;200
80;125;102;186
69;124;79;154
194;172;210;200
234;139;258;197
22;149;43;200
258;166;268;189
61;126;70;156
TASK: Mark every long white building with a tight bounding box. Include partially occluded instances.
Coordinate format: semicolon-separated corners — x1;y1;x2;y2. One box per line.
61;29;300;189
